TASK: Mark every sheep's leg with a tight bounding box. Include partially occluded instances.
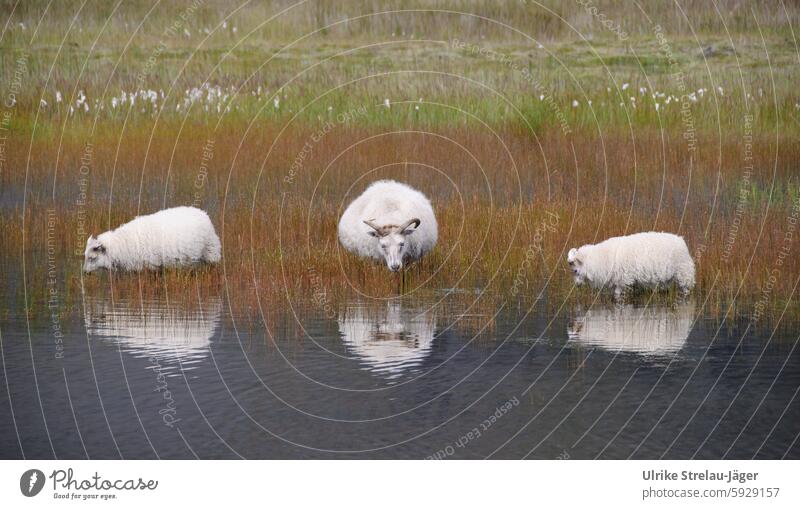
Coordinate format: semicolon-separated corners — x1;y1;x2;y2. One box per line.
674;267;695;297
613;285;624;301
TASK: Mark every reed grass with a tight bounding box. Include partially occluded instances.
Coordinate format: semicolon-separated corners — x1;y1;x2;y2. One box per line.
3;121;798;323
3;0;798;48
1;1;798;326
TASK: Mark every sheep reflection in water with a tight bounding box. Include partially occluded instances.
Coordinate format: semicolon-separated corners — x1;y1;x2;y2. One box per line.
568;302;695;355
338;301;437;378
84;297;222;374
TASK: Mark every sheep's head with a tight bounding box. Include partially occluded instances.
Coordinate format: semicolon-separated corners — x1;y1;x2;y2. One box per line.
83;235;110;273
567;247;587;285
364;218;420;272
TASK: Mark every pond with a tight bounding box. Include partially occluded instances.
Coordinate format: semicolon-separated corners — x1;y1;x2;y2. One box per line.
1;292;797;459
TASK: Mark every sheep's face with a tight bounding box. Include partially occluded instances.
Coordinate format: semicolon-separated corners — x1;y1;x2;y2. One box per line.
568;247;587;285
83;236;110;273
376;231;411;272
364;218;420;272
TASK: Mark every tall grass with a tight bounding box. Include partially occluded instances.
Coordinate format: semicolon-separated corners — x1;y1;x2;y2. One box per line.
1;1;798;325
3;0;798;47
1;1;797;132
2;120;797;323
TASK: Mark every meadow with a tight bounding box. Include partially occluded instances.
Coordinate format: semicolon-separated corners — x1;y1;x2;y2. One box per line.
1;0;799;325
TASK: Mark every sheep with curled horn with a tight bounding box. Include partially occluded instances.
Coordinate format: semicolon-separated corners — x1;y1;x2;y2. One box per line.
338;180;437;272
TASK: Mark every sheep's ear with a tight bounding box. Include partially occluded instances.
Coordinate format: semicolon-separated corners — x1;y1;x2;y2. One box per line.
568;248;578;263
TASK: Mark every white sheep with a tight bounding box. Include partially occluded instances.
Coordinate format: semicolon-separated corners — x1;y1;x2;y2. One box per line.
83;206;221;272
338;180;437;272
567;231;695;299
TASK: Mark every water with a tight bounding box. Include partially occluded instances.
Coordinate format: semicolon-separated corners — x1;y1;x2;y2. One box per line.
0;294;798;459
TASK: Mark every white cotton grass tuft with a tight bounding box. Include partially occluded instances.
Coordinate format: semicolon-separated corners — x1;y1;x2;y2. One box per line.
41;80;731;121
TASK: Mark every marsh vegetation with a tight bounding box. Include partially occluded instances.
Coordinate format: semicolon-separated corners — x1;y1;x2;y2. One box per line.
1;0;798;324
2;0;800;462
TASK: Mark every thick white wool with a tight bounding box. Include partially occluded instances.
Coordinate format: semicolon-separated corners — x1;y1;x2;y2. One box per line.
84;206;221;272
568;231;695;296
338;180;437;266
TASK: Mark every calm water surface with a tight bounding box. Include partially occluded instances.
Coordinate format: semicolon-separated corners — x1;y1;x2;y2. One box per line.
1;293;798;459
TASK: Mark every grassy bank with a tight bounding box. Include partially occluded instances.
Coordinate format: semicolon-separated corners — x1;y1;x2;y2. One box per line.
1;1;798;324
3;122;798;321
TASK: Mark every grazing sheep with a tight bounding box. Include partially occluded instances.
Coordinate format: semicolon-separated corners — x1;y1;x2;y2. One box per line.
567;231;695;299
83;206;221;273
338;180;437;272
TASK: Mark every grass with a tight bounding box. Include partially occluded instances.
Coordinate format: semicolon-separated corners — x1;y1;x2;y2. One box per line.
2;0;798;46
3;122;798;322
1;1;799;326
